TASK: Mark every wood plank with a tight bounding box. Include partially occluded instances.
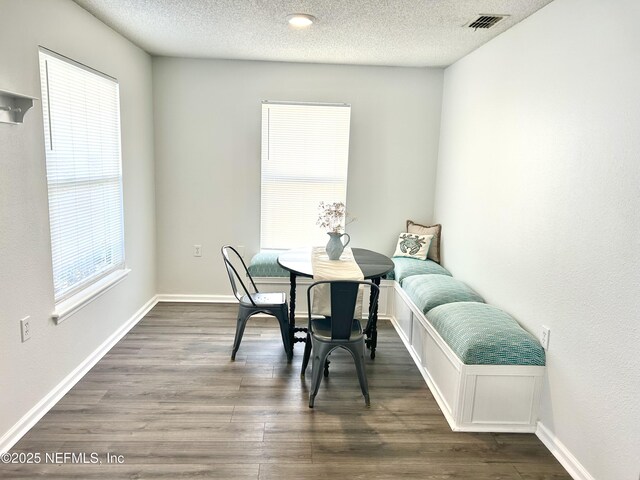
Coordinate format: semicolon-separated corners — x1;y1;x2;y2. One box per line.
1;463;259;479
259;463;521;480
17;420;266;442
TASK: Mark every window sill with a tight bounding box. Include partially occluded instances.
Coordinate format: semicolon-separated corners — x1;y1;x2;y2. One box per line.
52;268;131;324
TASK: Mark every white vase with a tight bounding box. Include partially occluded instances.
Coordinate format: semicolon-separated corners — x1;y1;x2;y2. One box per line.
325;232;350;260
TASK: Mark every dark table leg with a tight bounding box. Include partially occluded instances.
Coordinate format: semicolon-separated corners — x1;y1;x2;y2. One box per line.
287;272;309;350
288;272;297;349
364;276;381;359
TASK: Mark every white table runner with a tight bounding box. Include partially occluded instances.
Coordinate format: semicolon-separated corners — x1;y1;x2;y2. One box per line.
311;247;364;317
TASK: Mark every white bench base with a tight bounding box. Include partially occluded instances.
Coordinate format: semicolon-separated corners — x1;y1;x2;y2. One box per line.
391;283;545;433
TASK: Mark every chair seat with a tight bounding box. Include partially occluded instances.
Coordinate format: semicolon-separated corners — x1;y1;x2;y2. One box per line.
240;292;286;307
311;317;363;341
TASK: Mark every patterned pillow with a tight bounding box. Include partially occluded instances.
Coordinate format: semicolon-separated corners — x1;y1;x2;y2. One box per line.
393;233;433;260
407;220;441;263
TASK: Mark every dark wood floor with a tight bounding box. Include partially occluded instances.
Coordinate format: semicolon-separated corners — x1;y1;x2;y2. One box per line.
3;303;570;479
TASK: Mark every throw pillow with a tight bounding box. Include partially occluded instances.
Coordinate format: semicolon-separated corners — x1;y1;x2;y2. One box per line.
393;233;433;260
407;220;442;263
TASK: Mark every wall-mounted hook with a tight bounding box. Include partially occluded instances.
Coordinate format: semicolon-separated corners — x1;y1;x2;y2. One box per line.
0;89;36;124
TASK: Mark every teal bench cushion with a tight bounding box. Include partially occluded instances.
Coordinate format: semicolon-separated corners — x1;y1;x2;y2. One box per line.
427;302;546;366
247;251;289;277
402;274;483;313
386;257;451;282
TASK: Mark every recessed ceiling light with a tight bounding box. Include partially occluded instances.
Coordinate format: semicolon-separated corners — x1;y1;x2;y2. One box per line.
286;13;316;28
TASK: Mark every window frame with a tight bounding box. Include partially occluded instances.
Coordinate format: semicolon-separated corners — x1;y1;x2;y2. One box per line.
38;47;129;323
259;100;352;250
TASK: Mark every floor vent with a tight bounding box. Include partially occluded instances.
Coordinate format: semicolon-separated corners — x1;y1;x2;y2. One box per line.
468;15;506;29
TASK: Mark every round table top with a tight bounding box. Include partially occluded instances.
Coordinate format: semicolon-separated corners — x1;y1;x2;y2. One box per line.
277;247;394;279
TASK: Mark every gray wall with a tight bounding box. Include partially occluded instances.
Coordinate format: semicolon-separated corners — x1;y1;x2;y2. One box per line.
0;0;156;440
153;58;444;295
435;0;640;478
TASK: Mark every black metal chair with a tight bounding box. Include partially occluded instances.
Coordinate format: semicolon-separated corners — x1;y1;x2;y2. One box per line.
301;280;379;408
221;245;292;361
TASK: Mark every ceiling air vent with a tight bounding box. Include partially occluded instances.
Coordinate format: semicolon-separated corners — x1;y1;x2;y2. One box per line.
468;15;507;30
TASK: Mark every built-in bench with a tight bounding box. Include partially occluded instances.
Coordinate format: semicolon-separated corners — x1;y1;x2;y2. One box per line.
391;258;545;432
248;250;545;432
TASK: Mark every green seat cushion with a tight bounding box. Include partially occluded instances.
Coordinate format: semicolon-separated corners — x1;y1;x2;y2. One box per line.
386;257;451;282
402;274;484;313
427;302;546;366
247;251;289;277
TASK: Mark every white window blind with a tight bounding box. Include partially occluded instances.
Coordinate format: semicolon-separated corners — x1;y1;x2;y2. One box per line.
39;48;125;303
260;102;351;249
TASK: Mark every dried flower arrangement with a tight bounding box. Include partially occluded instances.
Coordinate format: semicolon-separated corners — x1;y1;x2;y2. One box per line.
316;201;355;234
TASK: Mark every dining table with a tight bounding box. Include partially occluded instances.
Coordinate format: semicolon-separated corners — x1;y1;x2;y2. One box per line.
277;247;394;359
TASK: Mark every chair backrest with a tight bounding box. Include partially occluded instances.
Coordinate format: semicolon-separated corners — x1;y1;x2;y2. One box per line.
221;245;258;306
307;280;379;340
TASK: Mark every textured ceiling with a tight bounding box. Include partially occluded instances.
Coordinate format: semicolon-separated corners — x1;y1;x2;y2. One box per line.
74;0;554;67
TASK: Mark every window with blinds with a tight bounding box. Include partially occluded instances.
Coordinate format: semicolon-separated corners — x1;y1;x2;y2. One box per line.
38;48;125;303
260;102;351;249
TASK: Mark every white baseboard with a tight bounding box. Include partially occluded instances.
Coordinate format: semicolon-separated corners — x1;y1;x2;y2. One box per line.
0;295;159;454
536;422;595;480
156;294;236;303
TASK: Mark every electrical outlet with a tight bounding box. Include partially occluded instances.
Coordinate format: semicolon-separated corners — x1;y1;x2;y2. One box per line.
20;316;31;342
540;326;550;350
193;245;202;257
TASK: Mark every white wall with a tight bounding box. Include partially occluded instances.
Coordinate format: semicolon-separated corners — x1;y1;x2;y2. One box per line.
153;58;443;295
435;0;640;478
0;0;156;444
